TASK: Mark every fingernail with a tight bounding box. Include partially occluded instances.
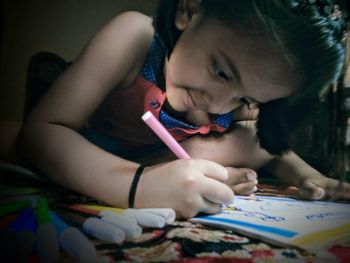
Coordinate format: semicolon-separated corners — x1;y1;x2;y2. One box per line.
247;173;257;181
224;169;229;180
253;186;258;192
314;188;325;199
249;193;257;200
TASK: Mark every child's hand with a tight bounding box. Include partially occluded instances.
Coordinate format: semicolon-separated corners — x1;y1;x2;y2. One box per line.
136;159;234;218
297;173;350;200
233;104;259;121
225;167;258;195
267;152;350;201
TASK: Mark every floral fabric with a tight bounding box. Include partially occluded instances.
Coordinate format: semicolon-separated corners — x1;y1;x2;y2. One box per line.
93;220;350;262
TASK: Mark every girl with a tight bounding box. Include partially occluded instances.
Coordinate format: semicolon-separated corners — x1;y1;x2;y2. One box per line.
19;0;350;218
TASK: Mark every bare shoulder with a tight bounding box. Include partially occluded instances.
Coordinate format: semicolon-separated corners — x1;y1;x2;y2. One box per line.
105;11;154;44
76;11;155;88
88;11;154;59
110;11;153;28
27;11;155;128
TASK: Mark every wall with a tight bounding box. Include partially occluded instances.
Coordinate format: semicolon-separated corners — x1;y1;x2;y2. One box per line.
0;0;157;120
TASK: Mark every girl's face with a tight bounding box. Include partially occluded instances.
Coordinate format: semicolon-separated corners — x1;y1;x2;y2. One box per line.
164;12;302;118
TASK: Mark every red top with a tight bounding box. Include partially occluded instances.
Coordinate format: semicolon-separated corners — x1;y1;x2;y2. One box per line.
87;76;230;148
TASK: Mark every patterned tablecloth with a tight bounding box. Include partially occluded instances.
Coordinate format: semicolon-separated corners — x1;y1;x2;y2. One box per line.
1;166;349;263
91;219;350;262
86;184;349;263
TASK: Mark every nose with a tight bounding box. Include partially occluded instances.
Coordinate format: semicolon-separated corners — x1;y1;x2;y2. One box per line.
209;96;245;114
227;97;246;112
204;83;246;114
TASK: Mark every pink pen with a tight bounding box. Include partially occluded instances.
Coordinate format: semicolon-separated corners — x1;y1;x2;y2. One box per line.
142;111;191;159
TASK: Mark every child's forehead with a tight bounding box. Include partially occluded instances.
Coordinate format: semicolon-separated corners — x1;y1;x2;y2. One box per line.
189;15;302;92
217;25;301;92
208;19;293;65
198;15;277;48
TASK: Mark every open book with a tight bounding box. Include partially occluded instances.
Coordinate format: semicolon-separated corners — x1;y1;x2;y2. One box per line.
191;195;350;252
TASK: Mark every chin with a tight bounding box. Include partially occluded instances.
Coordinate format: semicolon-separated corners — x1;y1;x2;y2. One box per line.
167;99;186;112
175;104;188;113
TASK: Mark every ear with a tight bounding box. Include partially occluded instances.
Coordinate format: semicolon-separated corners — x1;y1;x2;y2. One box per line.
175;0;202;31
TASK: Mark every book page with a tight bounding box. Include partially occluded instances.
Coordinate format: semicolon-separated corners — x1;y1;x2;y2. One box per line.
191;195;350;251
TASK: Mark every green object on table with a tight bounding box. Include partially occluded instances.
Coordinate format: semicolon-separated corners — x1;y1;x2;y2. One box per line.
0;199;32;217
37;197;51;224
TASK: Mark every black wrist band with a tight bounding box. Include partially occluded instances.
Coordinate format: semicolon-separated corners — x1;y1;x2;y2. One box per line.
128;164;145;208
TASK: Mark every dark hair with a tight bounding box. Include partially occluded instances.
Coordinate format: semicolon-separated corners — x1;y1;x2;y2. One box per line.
153;0;348;155
153;0;181;58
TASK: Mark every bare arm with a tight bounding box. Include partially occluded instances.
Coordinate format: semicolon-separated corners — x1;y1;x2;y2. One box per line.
264;151;350;200
20;12;155;207
19;12;234;217
167;121;350;200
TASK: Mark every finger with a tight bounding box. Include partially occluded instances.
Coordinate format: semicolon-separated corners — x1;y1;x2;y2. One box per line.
232;181;258;195
302;177;350;200
199;199;222;215
233;104;259;121
226;167;257;184
324;180;350;200
200;177;234;205
194;159;228;182
336;181;350;199
299;181;325;200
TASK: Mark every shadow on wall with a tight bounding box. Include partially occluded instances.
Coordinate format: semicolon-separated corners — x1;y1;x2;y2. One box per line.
0;0;158;121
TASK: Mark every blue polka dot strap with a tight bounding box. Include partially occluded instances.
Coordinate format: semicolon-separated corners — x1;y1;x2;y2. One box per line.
159;110;234;130
140;33;165;86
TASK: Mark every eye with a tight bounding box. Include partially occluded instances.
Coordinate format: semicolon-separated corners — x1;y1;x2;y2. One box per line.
212;63;230;81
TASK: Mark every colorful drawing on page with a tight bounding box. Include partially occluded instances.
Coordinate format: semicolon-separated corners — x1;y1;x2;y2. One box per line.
191;195;350;252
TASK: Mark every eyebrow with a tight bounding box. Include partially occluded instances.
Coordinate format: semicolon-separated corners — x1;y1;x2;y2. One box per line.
217;48;241;84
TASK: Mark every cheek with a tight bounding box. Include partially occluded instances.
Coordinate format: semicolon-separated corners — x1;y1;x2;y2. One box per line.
206;82;246;112
167;46;209;85
167;58;192;83
164;71;187;111
165;87;187;112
